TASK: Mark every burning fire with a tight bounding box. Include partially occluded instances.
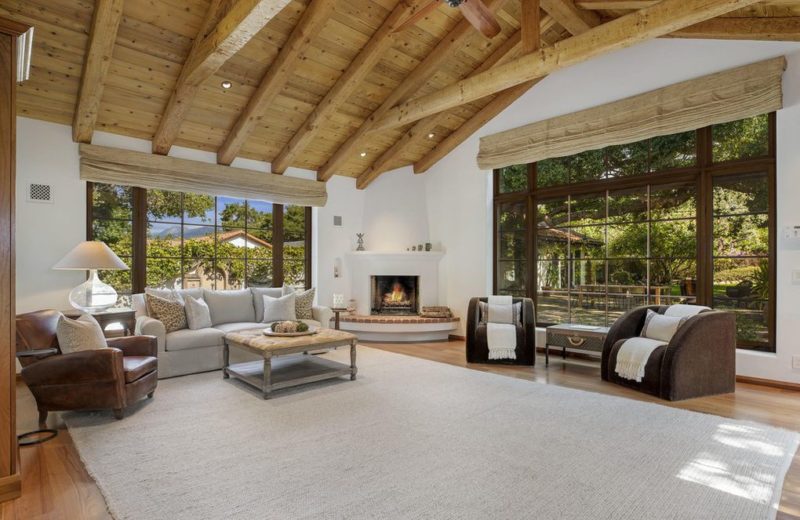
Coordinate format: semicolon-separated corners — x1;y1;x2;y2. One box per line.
385;282;409;304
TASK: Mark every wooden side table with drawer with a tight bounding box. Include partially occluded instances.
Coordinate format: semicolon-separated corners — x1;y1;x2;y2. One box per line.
545;324;610;366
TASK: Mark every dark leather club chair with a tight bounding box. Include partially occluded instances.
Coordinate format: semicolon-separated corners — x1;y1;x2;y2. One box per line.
466;297;536;366
16;310;158;426
601;305;736;401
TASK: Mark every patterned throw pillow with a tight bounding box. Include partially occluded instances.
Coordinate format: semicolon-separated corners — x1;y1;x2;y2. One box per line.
282;286;316;320
145;293;187;332
478;301;522;326
56;314;107;354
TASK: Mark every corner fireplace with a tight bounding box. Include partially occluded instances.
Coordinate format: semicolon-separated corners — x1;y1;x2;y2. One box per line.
371;275;419;315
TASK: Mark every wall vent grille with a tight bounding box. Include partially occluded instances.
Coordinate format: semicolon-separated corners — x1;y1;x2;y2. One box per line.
28;183;53;203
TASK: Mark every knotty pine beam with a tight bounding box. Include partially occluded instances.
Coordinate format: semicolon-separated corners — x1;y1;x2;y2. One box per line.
371;0;762;133
316;0;511;182
670;17;800;41
72;0;124;143
217;0;336;166
152;0;291;155
521;0;542;53
269;0;424;174
540;0;599;35
575;0;794;8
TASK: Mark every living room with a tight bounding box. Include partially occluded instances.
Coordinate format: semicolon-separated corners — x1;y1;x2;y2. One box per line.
3;0;800;518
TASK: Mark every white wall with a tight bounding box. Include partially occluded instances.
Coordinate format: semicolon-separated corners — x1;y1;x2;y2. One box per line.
362;168;429;251
419;39;800;383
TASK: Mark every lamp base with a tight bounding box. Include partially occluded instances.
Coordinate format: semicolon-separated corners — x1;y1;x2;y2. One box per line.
69;269;118;313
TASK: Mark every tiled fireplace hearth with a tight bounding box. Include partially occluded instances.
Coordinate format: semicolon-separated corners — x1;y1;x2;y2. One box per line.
342;251;458;342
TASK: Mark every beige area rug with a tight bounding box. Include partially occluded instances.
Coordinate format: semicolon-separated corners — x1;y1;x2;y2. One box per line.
64;347;798;520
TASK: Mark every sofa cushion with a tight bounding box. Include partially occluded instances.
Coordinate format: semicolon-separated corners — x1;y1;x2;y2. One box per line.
123;356;158;383
56;314;107;354
214;322;265;334
204;289;256;325
262;293;296;323
301;319;322;329
251;287;284;323
146;293;187;332
185;296;213;330
165;327;225;352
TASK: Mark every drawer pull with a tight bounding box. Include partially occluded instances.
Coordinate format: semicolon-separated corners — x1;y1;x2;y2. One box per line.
567;336;586;347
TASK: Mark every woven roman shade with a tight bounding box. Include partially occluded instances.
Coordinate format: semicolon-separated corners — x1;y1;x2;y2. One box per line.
477;57;786;170
79;144;328;207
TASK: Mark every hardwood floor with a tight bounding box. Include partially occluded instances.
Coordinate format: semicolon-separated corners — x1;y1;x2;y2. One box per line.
2;340;800;519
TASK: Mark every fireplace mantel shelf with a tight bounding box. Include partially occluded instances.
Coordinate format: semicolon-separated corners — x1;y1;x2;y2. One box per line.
345;251;443;258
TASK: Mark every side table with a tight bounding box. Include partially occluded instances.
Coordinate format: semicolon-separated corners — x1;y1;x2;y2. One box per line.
545;324;610;366
331;308;348;330
62;308;137;336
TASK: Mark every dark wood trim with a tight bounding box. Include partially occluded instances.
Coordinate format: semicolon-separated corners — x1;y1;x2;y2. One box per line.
736;375;800;392
304;206;312;290
448;334;466;341
131;187;147;293
0;18;30;37
273;203;284;287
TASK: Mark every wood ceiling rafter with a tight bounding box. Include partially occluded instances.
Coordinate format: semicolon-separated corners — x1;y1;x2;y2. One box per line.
540;0;599;35
268;0;424;174
521;0;542;53
72;0;125;144
316;0;512;182
669;17;800;41
216;0;337;166
152;0;292;155
371;0;765;133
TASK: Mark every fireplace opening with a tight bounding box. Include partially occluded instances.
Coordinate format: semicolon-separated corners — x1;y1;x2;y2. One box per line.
371;276;419;315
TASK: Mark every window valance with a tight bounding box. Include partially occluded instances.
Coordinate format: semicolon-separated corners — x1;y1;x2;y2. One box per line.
477;57;785;171
79;144;328;207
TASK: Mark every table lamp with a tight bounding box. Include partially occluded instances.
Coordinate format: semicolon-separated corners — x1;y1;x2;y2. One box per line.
53;241;129;313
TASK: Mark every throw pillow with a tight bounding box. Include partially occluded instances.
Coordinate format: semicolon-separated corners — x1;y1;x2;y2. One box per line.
144;288;182;315
640;310;686;343
262;293;297;323
56;314;107;354
184;295;212;330
146;293;187;332
294;287;315;320
479;301;522;326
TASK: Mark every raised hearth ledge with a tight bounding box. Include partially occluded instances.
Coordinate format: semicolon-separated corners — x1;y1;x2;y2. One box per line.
337;314;459;343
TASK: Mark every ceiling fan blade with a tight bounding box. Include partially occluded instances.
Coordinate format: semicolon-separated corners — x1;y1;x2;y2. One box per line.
392;0;442;34
458;0;501;38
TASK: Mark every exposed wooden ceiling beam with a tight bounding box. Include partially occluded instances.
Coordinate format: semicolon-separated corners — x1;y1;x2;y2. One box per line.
521;0;542;53
371;0;762;133
152;0;291;155
217;0;336;166
575;0;793;9
268;1;423;174
72;0;124;144
316;0;511;182
414;79;542;174
670;17;800;41
540;0;600;35
357;30;526;189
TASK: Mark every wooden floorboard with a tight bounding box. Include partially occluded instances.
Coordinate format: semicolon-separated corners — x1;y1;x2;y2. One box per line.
2;339;800;519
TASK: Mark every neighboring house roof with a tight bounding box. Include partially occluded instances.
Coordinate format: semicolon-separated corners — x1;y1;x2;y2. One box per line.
166;229;273;248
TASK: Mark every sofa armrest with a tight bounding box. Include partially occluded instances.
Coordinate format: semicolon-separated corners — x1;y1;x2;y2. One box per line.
136;316;166;353
107;335;158;357
22;348;124;386
602;305;661;381
313;306;333;328
660;310;736;400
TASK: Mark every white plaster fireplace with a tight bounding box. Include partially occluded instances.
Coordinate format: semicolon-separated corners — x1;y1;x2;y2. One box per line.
341;251;458;342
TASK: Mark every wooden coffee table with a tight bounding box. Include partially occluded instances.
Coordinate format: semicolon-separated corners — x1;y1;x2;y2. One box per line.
223;328;358;399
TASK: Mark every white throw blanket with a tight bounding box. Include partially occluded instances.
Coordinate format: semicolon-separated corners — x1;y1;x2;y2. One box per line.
615;337;667;382
664;304;710;318
487;295;517;360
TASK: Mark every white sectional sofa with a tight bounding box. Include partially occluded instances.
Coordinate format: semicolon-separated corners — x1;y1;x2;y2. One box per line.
133;287;333;379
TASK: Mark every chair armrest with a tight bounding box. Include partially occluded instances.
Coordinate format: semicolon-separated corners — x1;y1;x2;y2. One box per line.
466;298;481;344
21;348;124;386
136;316;166;353
107;335;157;357
602;305;661;381
16;348;58;358
312;306;333;328
660;311;736;400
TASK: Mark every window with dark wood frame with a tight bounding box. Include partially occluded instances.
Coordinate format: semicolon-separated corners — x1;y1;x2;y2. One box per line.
493;113;776;352
88;185;313;305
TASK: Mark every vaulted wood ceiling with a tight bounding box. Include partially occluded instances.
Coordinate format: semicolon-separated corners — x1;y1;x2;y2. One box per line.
4;0;800;189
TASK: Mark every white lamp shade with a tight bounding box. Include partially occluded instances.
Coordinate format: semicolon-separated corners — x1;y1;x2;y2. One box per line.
53;241;129;271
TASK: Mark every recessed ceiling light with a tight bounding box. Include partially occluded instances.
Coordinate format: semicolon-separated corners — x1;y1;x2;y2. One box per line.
221;80;232;90
427;132;436;139
360;151;367;157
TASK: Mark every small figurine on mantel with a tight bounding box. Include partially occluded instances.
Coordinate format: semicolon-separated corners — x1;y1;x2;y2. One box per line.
356;233;365;251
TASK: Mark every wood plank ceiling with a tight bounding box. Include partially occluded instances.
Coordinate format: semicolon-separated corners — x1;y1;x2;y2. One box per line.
3;0;800;189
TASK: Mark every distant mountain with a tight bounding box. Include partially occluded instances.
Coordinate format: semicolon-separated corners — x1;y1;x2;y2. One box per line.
151;225;214;239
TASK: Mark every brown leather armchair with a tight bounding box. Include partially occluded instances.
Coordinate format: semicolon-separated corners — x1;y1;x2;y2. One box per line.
16;310;158;426
466;297;536;365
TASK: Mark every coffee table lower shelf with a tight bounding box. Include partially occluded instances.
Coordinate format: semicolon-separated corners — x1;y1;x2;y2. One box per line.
225;355;355;399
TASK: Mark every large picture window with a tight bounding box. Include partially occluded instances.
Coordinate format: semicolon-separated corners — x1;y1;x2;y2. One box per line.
494;113;776;352
90;186;311;301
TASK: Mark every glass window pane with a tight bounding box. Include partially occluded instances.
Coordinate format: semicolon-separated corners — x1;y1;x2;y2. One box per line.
608;187;647;223
537;226;568;260
182;258;216;290
650;183;696;220
537;260;567;291
570;193;606;226
712;114;769;163
608;258;648;323
214;258;246;290
570;293;607;327
605;139;649;178
537;197;569;228
713;258;770;349
182;226;215;259
650;259;697;306
147;189;183;223
216;229;247;259
283;260;307;289
183;193;215;225
146;258;182;290
146;222;181;257
247;261;274;288
607;223;647;258
537;290;569;324
217;197;247;228
92;184;132;220
98;263;132;307
248;200;274;244
284;205;307;243
713;173;769;216
650;220;697;258
650;131;696;171
713;214;769;257
569;149;606;184
92;219;132;258
568;226;605;259
536;157;570;188
498;164;528;193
